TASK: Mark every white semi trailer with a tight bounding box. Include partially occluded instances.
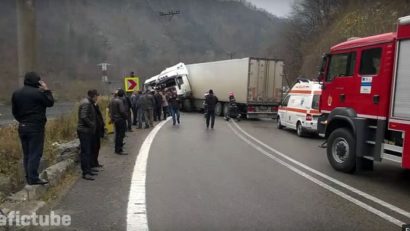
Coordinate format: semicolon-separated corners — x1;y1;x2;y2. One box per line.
145;57;284;118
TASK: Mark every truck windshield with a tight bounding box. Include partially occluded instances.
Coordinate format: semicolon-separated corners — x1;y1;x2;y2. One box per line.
312;95;320;109
326;52;356;81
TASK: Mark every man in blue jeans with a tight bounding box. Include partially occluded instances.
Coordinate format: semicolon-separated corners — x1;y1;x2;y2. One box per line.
168;88;180;126
12;72;54;185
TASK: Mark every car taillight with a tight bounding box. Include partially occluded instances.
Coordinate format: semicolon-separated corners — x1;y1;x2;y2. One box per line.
306;114;312;121
247;106;255;112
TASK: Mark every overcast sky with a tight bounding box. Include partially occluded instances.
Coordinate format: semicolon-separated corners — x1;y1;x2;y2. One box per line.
246;0;295;17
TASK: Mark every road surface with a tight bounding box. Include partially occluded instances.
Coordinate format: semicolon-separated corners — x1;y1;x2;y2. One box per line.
53;113;410;230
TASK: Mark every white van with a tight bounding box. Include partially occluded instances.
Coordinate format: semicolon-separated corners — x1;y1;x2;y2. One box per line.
277;80;321;136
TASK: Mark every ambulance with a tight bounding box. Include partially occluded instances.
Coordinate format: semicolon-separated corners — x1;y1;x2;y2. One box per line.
277;80;322;136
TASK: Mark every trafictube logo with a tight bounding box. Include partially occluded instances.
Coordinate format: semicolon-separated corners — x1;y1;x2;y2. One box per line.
0;211;71;227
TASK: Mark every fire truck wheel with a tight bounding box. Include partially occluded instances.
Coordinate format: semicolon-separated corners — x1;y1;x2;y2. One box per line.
296;122;305;137
327;128;356;173
277;117;284;129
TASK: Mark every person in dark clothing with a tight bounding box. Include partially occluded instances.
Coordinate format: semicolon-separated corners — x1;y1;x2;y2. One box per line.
131;90;139;125
161;90;169;120
122;94;133;132
168;88;180;126
136;90;146;129
12;72;54;185
110;89;128;155
154;91;163;121
77;90;100;180
205;89;218;129
91;96;105;169
142;91;155;128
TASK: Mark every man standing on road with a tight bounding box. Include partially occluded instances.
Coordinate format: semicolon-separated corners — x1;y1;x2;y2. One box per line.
130;90;139;126
161;90;169;120
12;72;54;185
154;90;163;121
142;91;155;128
110;89;128;155
77;90;100;181
136;90;146;129
205;89;218;129
122;92;133;132
168;88;180;126
91;92;105;169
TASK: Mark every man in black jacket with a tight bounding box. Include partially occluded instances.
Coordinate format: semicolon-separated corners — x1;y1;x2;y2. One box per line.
12;72;54;185
110;89;128;155
77;90;99;181
91;92;105;169
205;89;218;129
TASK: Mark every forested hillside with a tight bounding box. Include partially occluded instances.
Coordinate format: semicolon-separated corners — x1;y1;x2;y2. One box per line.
280;0;410;82
0;0;285;101
1;0;410;102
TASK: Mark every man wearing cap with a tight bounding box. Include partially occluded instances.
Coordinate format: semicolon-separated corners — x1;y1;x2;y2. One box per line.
12;72;54;185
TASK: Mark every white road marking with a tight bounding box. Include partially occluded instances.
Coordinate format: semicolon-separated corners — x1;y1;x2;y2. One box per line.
228;123;406;227
127;118;170;231
232;121;410;220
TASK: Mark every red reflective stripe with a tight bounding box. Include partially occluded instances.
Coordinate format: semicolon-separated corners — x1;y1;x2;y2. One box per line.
289;90;312;94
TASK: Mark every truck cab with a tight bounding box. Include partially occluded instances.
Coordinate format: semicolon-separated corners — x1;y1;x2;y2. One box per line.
156;63;191;97
318;15;410;173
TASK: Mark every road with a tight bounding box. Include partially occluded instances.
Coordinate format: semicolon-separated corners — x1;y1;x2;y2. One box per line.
52;113;410;230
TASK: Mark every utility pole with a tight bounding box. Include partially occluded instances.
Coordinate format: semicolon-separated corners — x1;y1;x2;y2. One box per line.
159;10;181;21
16;0;36;87
98;63;111;96
227;52;235;59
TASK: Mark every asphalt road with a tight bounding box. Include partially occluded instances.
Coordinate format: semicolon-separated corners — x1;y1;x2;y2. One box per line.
50;113;410;231
146;114;409;230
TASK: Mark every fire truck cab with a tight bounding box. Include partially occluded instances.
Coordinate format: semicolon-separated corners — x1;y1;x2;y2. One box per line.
318;15;410;173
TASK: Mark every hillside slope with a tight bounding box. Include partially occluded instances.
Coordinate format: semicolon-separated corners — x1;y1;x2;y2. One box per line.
288;0;410;80
0;0;285;101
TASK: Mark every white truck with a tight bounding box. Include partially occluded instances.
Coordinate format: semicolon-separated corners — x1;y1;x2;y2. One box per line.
145;58;284;118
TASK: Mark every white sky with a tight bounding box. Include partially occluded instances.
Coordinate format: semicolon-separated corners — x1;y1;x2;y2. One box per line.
246;0;295;17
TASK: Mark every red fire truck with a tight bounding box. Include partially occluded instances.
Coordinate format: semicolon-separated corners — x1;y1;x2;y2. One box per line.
317;15;410;173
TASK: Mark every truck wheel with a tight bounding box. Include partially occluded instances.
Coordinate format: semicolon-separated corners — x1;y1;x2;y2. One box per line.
277;117;284;129
327;128;356;173
223;104;229;117
296;122;305;137
215;103;223;116
183;100;193;112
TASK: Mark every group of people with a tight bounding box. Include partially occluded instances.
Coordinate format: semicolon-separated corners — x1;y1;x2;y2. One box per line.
108;87;181;157
11;71;224;184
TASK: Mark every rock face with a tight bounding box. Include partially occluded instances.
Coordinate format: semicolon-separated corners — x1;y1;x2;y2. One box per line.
56;139;80;162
